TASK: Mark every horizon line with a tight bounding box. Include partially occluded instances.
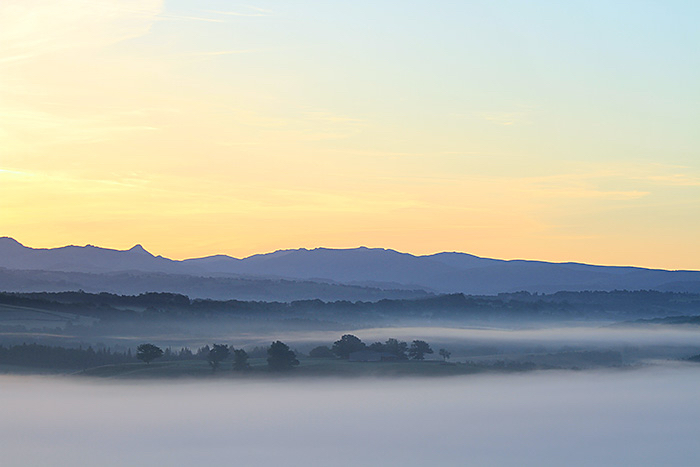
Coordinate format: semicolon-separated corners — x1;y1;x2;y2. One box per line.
1;236;696;273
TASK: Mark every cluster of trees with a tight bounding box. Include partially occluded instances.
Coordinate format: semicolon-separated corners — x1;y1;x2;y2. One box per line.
137;341;299;372
0;335;450;372
0;343;133;369
0;341;300;372
310;334;450;361
136;335;447;371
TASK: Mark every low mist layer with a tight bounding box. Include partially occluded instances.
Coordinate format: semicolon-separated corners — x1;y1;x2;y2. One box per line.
2;365;700;466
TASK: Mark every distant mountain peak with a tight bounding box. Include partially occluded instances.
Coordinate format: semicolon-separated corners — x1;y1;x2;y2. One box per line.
128;244;152;255
0;236;25;247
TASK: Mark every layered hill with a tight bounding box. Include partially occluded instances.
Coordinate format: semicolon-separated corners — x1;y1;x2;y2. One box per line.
1;237;699;299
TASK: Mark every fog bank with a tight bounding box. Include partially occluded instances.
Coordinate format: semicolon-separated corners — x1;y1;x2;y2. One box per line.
276;325;700;347
2;364;700;466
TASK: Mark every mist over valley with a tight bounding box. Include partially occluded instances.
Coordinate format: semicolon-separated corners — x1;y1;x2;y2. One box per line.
4;365;700;467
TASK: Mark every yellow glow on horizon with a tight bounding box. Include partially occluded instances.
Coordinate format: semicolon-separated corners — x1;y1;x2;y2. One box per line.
1;1;699;270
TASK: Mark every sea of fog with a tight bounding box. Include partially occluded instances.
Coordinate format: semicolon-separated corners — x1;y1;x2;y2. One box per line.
86;324;700;356
273;325;700;348
2;364;700;466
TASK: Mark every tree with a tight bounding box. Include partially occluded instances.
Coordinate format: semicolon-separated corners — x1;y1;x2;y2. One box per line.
309;345;335;358
439;348;451;362
207;344;230;371
368;342;385;352
232;348;250;371
383;338;408;360
368;338;409;359
196;345;211;358
267;341;299;371
136;343;163;364
332;334;366;359
408;340;433;360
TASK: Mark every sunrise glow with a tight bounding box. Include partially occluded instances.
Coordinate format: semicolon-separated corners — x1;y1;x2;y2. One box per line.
2;0;698;268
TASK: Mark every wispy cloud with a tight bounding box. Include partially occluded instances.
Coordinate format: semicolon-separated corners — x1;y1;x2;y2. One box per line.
0;168;32;177
0;0;163;64
206;5;273;17
633;173;700;187
157;14;224;23
242;5;274;14
0;53;39;65
510;171;650;201
304;111;364;124
197;49;256;56
0;106;160;148
481;111;528;126
532;188;650;200
574;163;700;188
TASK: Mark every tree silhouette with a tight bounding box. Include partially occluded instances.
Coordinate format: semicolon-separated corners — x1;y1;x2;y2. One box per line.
232;348;250;371
383;338;408;359
368;338;409;359
332;334;366;359
408;340;433;360
207;344;230;371
439;348;451;362
309;345;335;358
267;341;299;371
136;343;163;364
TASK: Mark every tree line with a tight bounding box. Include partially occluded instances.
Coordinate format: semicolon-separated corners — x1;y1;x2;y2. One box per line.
136;341;301;372
0;343;133;369
0;341;299;371
0;334;449;371
309;334;450;361
4;290;698;327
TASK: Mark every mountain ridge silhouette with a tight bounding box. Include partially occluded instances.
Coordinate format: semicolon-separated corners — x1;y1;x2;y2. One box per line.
1;236;698;296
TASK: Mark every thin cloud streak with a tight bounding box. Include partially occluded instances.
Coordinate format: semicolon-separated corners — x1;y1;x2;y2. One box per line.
197;49;257;56
0;0;162;63
206;6;273;17
0;168;32;177
156;14;224;23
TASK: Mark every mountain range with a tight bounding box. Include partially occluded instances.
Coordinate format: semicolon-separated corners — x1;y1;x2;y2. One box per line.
1;237;699;300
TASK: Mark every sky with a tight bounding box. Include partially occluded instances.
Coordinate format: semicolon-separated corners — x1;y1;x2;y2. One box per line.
1;0;699;269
